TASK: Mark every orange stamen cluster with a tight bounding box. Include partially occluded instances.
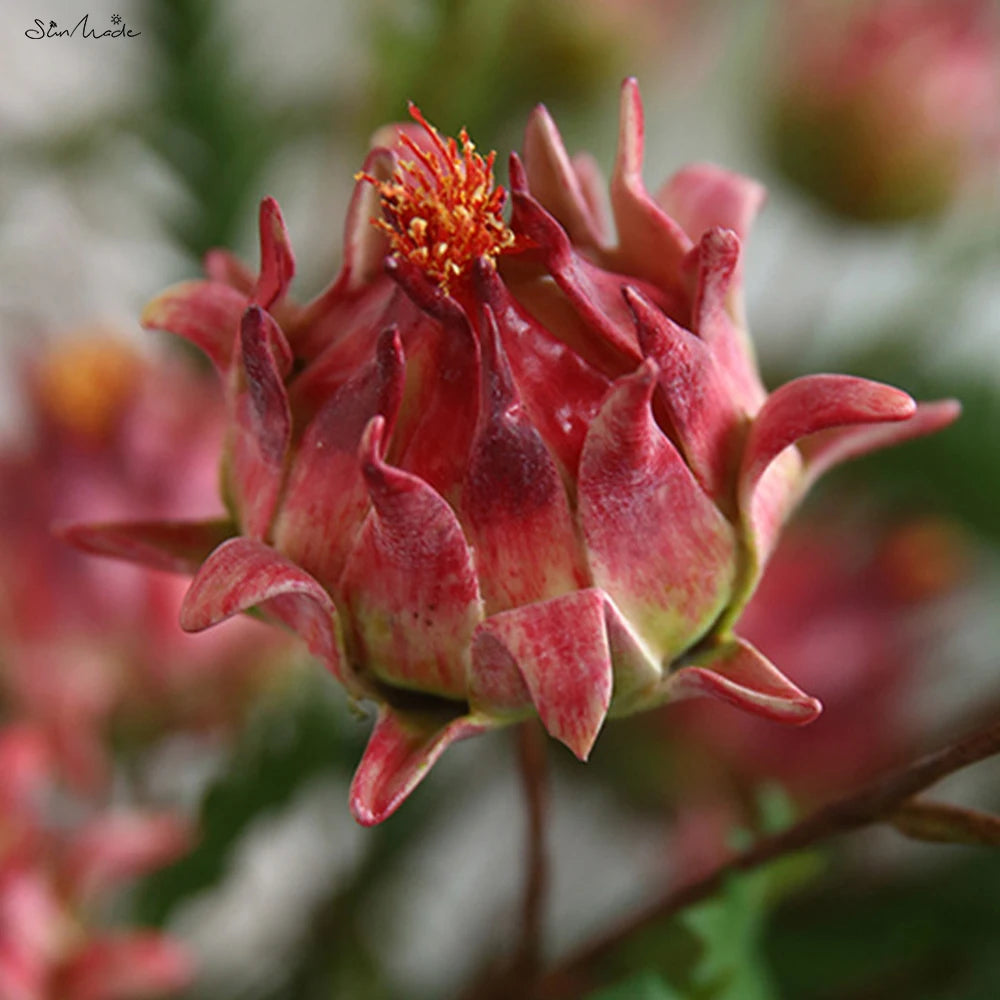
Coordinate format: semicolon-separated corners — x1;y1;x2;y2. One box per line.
359;105;515;293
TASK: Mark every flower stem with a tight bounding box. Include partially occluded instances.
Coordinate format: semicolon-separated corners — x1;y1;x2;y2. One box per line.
531;715;1000;1000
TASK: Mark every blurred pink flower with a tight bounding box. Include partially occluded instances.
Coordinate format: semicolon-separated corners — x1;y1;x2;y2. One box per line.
0;725;193;1000
0;337;289;789
768;0;1000;221
74;80;956;825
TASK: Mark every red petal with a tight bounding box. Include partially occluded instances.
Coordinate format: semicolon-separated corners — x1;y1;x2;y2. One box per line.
802;398;962;487
273;329;404;592
230;306;292;539
460;306;589;613
578;361;737;663
473;589;613;759
523;104;605;250
252;197;295;309
59;935;193;1000
667;637;822;724
337;147;394;293
349;707;488;826
624;285;742;503
203;248;255;295
739;374;916;563
656;163;766;246
58;518;234;576
180;537;353;691
339;418;483;699
140;280;245;373
608;78;692;296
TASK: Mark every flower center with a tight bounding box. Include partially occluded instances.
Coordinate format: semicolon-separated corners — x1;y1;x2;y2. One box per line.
360;105;515;293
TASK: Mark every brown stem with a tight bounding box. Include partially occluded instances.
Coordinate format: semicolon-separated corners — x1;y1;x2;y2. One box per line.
516;719;550;979
531;716;1000;1000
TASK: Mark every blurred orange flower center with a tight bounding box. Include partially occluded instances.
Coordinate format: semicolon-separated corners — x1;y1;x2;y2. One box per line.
360;105;515;292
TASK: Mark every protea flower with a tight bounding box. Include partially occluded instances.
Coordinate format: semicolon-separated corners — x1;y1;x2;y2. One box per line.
69;79;958;825
767;0;1000;222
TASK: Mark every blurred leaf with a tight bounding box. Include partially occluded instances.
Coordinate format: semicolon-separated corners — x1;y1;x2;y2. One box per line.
587;970;686;1000
891;799;1000;848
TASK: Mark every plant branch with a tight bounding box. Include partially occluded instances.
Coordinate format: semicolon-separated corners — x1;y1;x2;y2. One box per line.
531;716;1000;1000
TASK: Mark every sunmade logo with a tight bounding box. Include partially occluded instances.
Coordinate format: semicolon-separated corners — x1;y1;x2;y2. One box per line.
25;13;140;39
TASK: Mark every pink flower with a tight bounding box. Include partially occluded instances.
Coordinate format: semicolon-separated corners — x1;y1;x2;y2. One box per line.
0;726;194;1000
768;0;1000;221
71;80;958;824
0;337;288;790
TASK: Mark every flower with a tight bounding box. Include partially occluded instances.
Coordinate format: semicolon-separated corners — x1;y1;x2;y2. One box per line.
70;79;959;825
0;725;194;1000
1;336;289;790
766;0;1000;222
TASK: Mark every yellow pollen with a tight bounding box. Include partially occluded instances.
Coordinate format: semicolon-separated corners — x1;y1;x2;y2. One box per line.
357;105;516;293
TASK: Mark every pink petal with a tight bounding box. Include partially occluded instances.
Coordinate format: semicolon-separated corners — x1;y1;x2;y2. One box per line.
473;589;613;759
608;78;692;297
691;228;766;414
459;306;589;613
180;536;353;691
229;306;292;540
579;360;737;664
739;374;916;562
339;417;483;699
273;328;404;592
140;280;246;373
336;147;394;293
349;707;488;826
0;725;50;818
64;814;193;900
473;260;611;477
666;636;822;724
59;935;193;1000
802;398;962;487
252;197;295;309
522;104;605;250
624;285;742;504
58;519;235;576
656;162;766;246
203;248;255;295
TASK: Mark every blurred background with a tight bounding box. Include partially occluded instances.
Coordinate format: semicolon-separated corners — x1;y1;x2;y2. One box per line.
1;0;999;998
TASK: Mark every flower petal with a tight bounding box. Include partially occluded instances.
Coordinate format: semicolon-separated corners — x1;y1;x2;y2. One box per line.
579;360;737;664
460;306;589;614
273;328;405;592
203;248;255;295
624;284;743;504
339;417;483;699
349;707;489;826
338;147;395;293
472;589;613;759
523;103;605;250
666;636;822;724
180;536;353;691
230;306;292;540
252;197;295;309
140;281;246;373
59;935;193;1000
58;518;235;576
608;78;692;297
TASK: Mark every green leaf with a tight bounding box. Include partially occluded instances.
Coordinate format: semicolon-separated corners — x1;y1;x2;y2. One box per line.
587;970;686;1000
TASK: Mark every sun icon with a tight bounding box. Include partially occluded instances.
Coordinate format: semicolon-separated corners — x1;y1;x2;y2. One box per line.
111;13;122;24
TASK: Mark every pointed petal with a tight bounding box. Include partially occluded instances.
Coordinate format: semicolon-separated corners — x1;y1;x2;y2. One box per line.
460;306;589;614
59;935;193;1000
180;536;353;691
339;147;395;292
230;306;292;540
523;104;605;250
802;398;962;487
656;163;766;246
624;285;743;503
59;518;235;576
739;374;916;562
691;228;766;413
608;78;692;295
473;590;613;759
579;361;737;664
666;636;822;724
340;418;483;699
473;259;611;477
252;197;295;309
140;280;245;373
273;329;404;592
350;707;488;826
